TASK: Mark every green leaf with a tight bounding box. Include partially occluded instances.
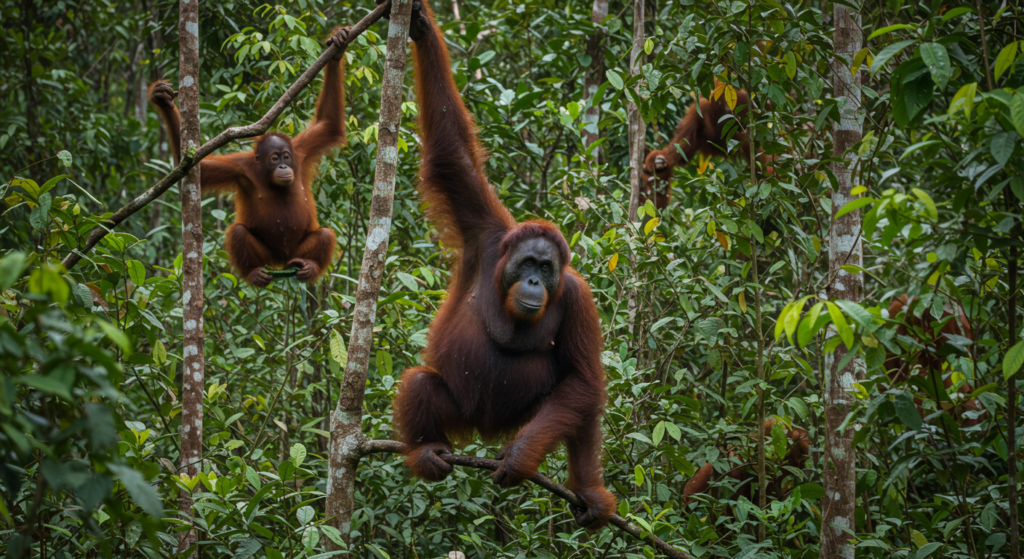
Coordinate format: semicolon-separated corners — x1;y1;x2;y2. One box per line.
665;422;681;441
942;7;972;21
330;329;348;366
995;41;1019;81
97;320;132;355
770;421;787;458
949;82;977;118
919;43;950;90
991;132;1017;166
795;482;824;499
869;40;917;74
606;69;624;90
38;174;68;197
894;392;923;431
835;197;875;219
634;465;645;487
57;150;72;167
867;24;916;40
15;375;72;401
826;302;854;349
29;192;51;230
234;538;262;559
784;51;797;79
652;421;665;446
835;300;877;332
910;188;938;220
290;443;307;468
1004;341;1024;380
1012;92;1024;138
776;302;794;340
127;260;146;286
108;464;163;518
0;251;27;290
296;505;315;525
396;272;419;292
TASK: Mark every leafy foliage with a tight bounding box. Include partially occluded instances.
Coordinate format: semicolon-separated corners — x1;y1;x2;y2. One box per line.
1;0;1023;558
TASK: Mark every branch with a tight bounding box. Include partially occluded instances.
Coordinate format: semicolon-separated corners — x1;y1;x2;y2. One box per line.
61;0;392;272
360;439;689;559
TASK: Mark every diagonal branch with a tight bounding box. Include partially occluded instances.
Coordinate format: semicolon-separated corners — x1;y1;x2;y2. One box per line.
61;0;392;272
360;439;689;559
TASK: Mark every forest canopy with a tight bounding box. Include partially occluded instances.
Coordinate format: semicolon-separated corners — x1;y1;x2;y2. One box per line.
2;0;1024;558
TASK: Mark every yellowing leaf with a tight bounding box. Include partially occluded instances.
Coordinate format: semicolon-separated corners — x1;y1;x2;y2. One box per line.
738;291;747;313
609;253;619;272
712;81;726;101
715;230;729;250
724;85;738;110
697;152;713;174
851;47;871;76
851;185;867;195
644;217;660;235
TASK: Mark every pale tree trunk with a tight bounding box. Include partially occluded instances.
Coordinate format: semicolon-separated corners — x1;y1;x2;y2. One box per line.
176;0;203;557
450;0;481;80
324;0;411;550
626;0;644;222
822;4;861;559
625;0;644;334
582;0;608;163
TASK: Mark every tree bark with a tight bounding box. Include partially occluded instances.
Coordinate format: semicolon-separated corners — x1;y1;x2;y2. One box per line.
1008;191;1019;559
626;0;644;222
582;0;609;162
822;4;862;559
324;0;411;550
176;0;203;556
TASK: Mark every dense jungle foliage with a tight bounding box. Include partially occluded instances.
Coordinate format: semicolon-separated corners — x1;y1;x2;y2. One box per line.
2;0;1024;557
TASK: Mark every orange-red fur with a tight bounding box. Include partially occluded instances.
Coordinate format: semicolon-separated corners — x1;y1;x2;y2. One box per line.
148;32;346;285
884;294;983;427
641;80;776;209
391;1;615;529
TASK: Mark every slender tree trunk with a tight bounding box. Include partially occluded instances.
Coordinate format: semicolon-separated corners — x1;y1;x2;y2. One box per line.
21;0;38;164
1008;192;1020;559
582;0;609;163
324;1;411;550
177;0;204;556
625;0;644;335
822;4;862;559
626;0;644;222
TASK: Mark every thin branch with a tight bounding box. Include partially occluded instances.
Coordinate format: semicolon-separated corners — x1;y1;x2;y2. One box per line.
61;0;392;271
360;439;689;559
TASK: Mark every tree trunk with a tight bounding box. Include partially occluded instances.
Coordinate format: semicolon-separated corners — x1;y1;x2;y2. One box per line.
1008;191;1020;559
582;0;608;162
822;3;862;559
324;1;411;550
176;0;204;556
626;0;644;222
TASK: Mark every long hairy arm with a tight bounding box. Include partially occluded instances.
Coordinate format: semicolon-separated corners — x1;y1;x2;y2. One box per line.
412;0;514;250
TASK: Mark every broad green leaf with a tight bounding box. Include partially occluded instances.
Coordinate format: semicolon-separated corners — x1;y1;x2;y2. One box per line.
910;188;938;220
97;320;132;354
0;251;27;290
948;82;977;118
869;40;917;74
606;69;624;90
1004;341;1024;380
330;329;348;365
665;422;681;441
290;443;307;468
234;538;262;559
835;197;875;219
894;392;923;431
108;464;163;518
867;24;915;40
995;41;1019;81
919;42;950;90
991;132;1017;166
776;302;794;340
784;52;797;79
826;301;854;349
57;150;72;167
296;505;315;525
1011;92;1024;138
127;260;146;286
652;421;665;446
634;465;645;487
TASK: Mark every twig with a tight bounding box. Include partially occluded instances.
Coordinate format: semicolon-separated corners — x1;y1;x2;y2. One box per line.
360;439;689;559
61;1;392;271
